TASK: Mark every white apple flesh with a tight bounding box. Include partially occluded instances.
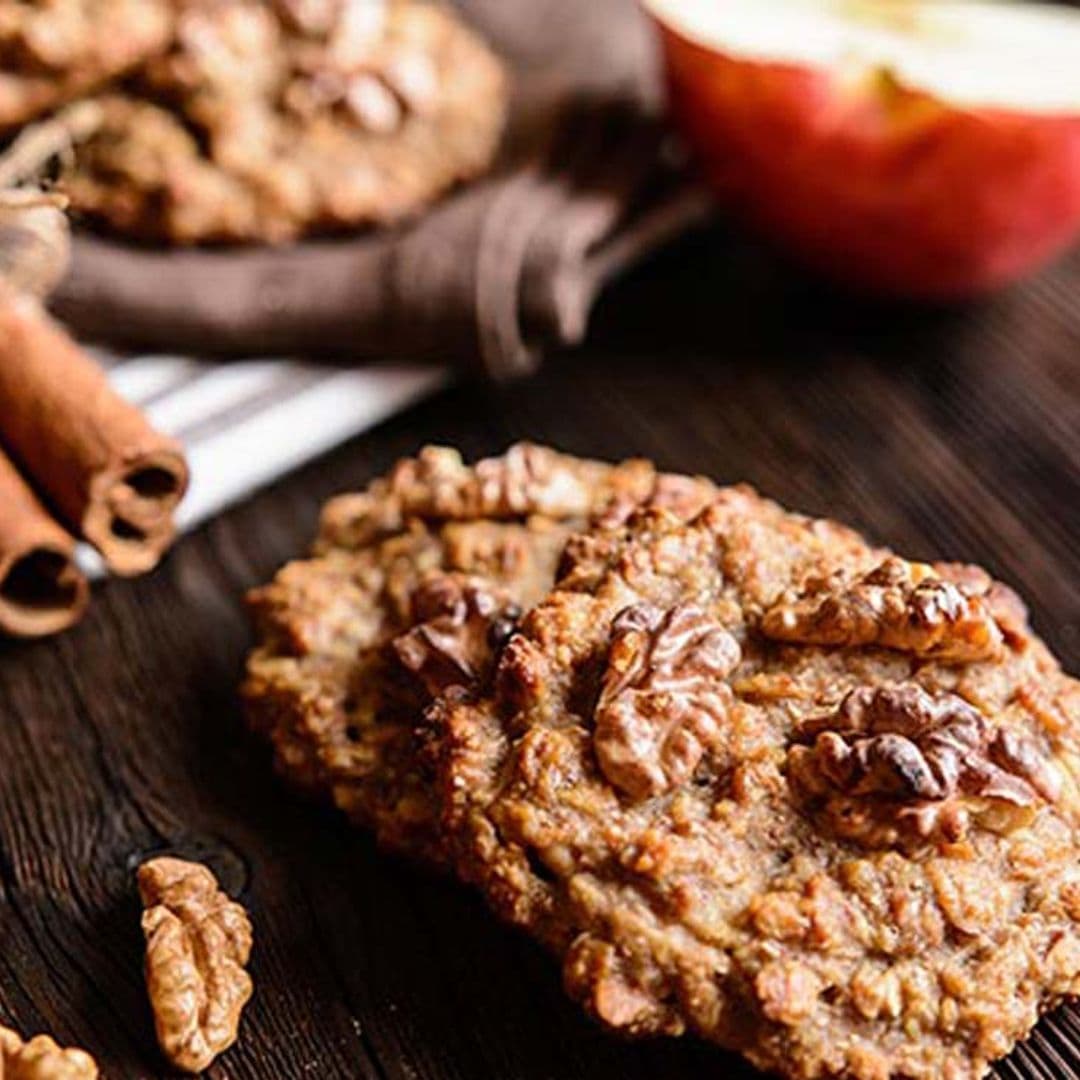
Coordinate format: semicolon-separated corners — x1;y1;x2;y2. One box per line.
644;0;1080;297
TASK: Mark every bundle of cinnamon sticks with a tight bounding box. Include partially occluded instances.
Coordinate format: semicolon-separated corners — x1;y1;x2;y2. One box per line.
0;183;188;639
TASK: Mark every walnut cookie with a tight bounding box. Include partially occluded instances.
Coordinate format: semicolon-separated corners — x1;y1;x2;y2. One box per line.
242;444;716;867
0;0;170;131
61;0;508;244
432;486;1080;1080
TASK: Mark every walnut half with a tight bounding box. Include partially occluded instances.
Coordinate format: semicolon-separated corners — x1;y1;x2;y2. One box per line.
0;1026;98;1080
137;857;254;1074
594;603;741;800
392;573;521;696
762;557;1005;662
282;0;441;135
789;683;1062;846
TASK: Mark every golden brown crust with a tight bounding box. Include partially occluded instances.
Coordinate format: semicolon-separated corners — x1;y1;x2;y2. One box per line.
0;1025;98;1079
62;1;507;243
433;488;1080;1080
0;0;171;131
137;857;253;1074
242;443;716;865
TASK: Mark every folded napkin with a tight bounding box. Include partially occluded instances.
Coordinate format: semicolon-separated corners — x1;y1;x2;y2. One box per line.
52;0;712;379
86;348;447;561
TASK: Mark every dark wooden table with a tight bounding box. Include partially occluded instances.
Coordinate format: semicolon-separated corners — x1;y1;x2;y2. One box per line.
2;224;1079;1078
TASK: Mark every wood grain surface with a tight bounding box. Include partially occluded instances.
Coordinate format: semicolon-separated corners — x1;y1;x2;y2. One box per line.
1;224;1079;1078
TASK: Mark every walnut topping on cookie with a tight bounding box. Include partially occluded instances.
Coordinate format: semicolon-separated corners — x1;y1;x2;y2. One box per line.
472;442;605;518
595;603;740;799
762;556;1005;661
393;573;521;696
434;487;1080;1080
137;857;253;1074
278;0;439;134
0;1025;98;1079
318;445;655;549
789;683;1062;845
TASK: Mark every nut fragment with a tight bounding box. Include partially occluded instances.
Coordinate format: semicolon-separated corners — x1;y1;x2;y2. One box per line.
594;603;741;799
473;443;599;518
762;556;1005;662
934;561;1031;641
0;1026;98;1079
392;573;522;696
789;683;1062;845
343;71;402;132
137;857;253;1074
279;0;436;134
0;191;71;299
277;0;385;41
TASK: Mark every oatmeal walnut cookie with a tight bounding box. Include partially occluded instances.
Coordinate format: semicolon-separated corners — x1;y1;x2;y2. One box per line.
0;1025;97;1079
138;857;253;1074
433;487;1080;1080
243;444;716;866
62;0;507;243
0;0;170;130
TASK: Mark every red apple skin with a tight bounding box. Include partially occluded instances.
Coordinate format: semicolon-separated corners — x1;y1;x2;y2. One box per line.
653;19;1080;297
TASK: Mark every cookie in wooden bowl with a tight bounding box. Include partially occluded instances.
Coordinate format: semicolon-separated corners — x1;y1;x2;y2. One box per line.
61;0;508;243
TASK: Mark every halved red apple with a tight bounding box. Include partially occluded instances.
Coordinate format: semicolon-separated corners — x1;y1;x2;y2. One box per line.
644;0;1080;297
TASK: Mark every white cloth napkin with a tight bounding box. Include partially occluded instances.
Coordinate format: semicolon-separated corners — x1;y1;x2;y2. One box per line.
82;350;448;574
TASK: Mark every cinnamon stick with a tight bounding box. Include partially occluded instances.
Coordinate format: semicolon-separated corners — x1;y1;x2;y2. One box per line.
0;444;88;637
0;287;189;576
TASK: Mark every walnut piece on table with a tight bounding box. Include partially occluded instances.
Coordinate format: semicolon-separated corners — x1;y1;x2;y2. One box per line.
137;856;253;1074
0;1025;98;1079
594;602;741;800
